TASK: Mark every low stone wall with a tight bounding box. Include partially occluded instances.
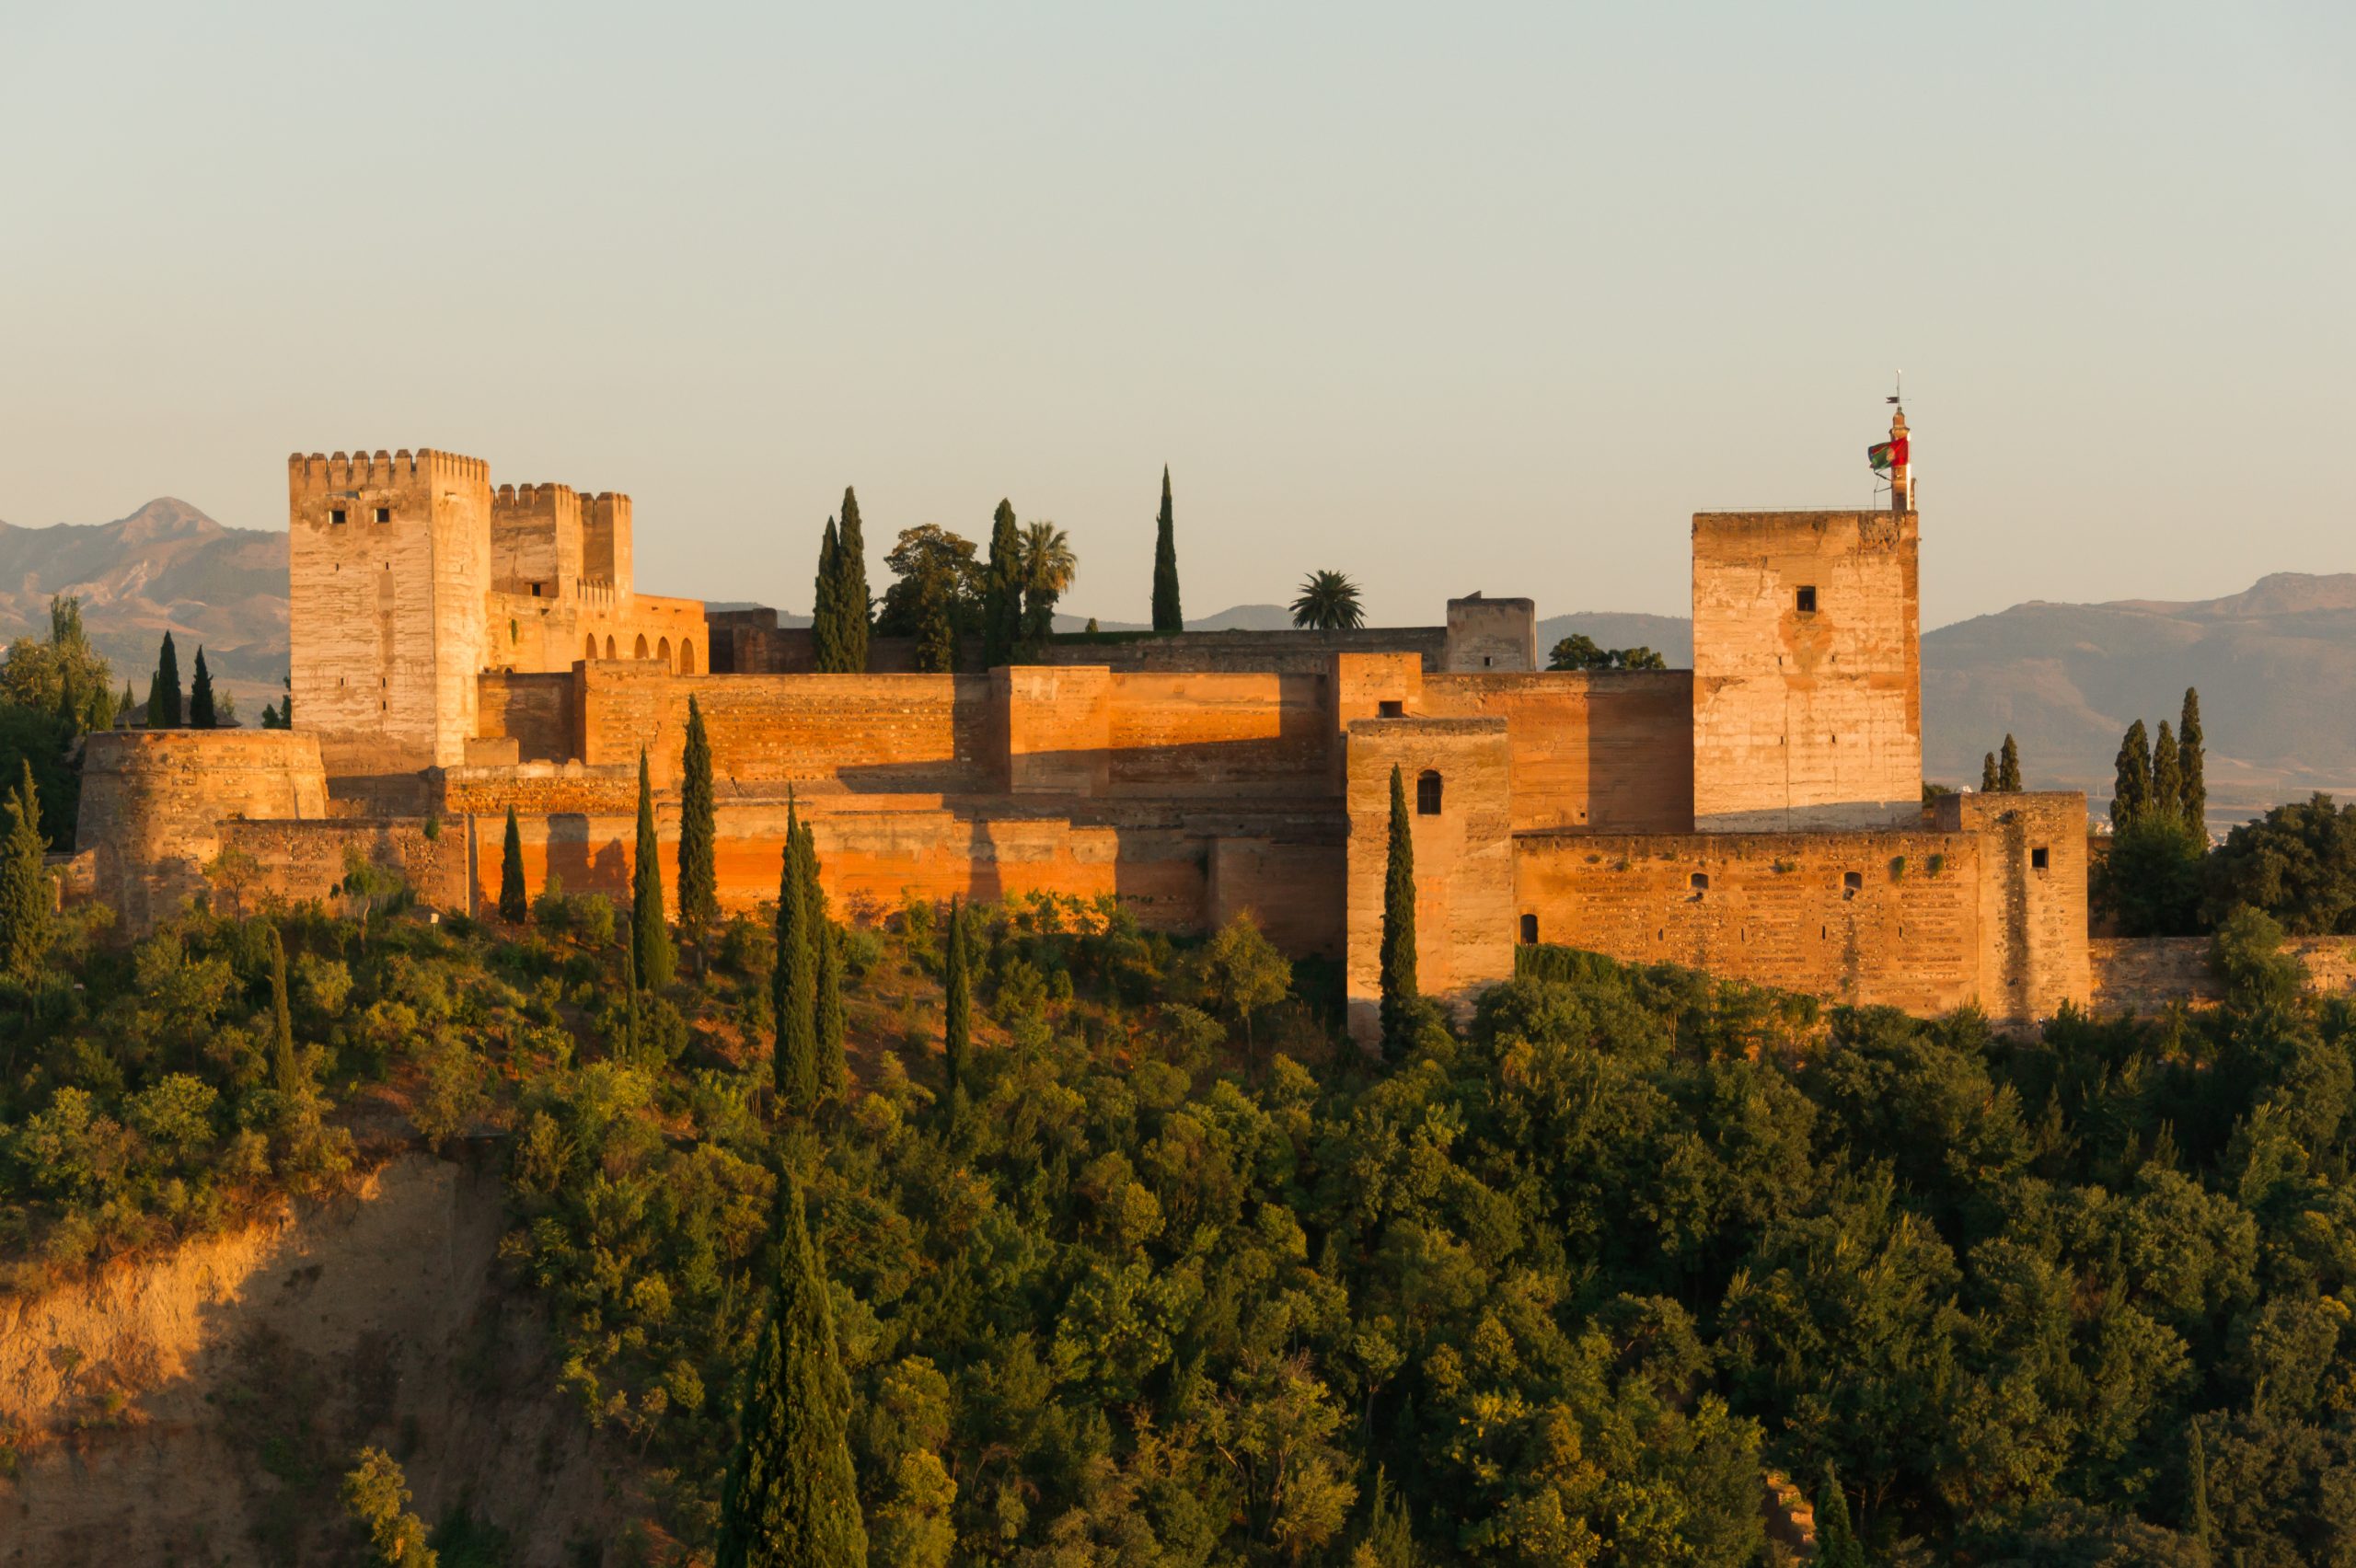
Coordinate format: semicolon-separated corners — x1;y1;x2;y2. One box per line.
2090;935;2356;1012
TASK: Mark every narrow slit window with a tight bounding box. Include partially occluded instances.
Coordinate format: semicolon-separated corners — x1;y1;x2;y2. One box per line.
1796;585;1818;613
1416;770;1442;815
1519;913;1538;945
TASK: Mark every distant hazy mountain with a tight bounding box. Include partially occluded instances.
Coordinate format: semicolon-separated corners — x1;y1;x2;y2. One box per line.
0;499;286;713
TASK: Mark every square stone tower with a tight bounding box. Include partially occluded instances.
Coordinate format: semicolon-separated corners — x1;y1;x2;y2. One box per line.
1691;508;1922;830
288;449;493;776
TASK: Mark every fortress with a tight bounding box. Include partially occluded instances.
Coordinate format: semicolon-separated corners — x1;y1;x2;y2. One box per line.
70;422;2095;1037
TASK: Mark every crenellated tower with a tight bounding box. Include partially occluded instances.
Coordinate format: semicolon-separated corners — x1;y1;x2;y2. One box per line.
287;448;493;776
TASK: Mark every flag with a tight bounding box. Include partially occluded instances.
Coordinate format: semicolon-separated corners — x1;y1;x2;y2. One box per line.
1867;436;1909;472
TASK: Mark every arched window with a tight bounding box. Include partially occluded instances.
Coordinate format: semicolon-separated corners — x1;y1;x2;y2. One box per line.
1519;914;1539;945
1415;770;1442;815
604;635;617;659
679;639;697;674
657;636;672;668
634;634;650;660
585;633;599;662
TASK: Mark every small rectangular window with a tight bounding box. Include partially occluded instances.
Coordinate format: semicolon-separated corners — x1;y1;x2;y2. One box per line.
1691;872;1709;893
1378;699;1403;717
373;507;391;524
329;508;347;525
1416;770;1443;815
1842;870;1862;900
2032;847;2050;870
1519;914;1539;945
1796;585;1818;613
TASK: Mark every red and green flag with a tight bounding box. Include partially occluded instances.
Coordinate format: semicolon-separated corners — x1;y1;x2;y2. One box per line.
1867;436;1909;472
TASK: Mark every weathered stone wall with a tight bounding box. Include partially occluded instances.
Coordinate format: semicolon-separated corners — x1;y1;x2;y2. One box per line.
489;482;583;598
1692;510;1922;831
1443;594;1537;673
1033;627;1448;674
1933;790;2092;1025
581;491;630;588
1344;718;1516;1043
1513;827;1985;1016
74;731;333;933
1421;671;1694;833
288;449;493;776
216;816;468;916
475;671;577;763
2090;935;2356;1011
1103;672;1334;797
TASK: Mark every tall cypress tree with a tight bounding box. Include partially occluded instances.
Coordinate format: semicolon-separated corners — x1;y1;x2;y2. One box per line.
1378;764;1418;1056
148;630;183;729
189;646;216;728
0;762;53;984
2112;719;2153;827
1814;1460;1864;1568
812;859;847;1102
774;800;819;1112
2152;719;2182;821
812;518;844;672
498;805;528;923
1981;752;1999;792
631;750;676;990
118;681;136;729
269;926;303;1100
1997;733;2021;792
837;487;871;674
714;1173;867;1568
1150;467;1182;633
2179;686;2207;834
942;898;970;1104
982;500;1023;669
678;697;719;942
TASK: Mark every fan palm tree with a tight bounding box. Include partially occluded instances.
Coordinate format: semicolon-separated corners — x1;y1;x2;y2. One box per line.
1019;521;1076;644
1290;570;1365;630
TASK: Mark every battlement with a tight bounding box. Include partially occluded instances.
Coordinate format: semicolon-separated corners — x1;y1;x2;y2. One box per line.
288;448;489;491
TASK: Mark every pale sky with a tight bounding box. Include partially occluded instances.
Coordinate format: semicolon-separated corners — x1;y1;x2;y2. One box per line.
2;1;2350;630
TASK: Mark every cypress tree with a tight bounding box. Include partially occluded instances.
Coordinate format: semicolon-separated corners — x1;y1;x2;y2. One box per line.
1997;732;2021;792
118;682;136;729
837;486;871;674
148;630;183;729
189;646;216;729
942;898;970;1102
2152;719;2182;821
678;697;719;942
774;800;819;1112
0;762;53;984
812;856;847;1101
269;926;303;1101
1981;752;1999;792
2179;686;2207;834
714;1174;867;1568
2111;719;2153;827
620;939;640;1061
812;517;844;672
1378;764;1418;1056
631;750;676;990
498;805;528;923
914;593;956;675
1814;1460;1864;1568
982;500;1023;669
1150;466;1182;633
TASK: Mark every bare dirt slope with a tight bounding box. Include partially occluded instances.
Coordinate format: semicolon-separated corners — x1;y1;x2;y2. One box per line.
1;1152;624;1565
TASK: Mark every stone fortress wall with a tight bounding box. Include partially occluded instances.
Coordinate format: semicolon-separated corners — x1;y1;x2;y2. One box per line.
78;430;2160;1040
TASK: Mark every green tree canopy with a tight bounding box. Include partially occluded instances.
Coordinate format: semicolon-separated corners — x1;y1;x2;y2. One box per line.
1547;633;1667;671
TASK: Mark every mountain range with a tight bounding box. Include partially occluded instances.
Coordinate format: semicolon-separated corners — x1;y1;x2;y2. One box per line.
6;500;2349;819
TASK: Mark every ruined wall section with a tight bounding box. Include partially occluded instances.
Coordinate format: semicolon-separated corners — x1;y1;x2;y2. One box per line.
288;449;492;775
1513;828;1983;1016
1344;718;1516;1043
74;731;332;933
1420;670;1694;834
1692;510;1921;831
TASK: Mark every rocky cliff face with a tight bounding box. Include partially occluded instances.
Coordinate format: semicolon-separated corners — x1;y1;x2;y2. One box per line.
0;1153;625;1566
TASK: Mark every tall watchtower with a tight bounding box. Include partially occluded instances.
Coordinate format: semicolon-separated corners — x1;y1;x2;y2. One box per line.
1689;416;1923;829
288;449;492;776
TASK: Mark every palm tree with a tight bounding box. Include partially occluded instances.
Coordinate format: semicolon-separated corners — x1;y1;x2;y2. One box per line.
1020;521;1076;644
1290;570;1364;630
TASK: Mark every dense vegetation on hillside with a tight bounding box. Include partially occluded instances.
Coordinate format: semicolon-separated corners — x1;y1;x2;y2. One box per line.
6;854;2356;1564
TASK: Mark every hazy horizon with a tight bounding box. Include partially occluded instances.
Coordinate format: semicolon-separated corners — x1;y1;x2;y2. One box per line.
4;1;2350;629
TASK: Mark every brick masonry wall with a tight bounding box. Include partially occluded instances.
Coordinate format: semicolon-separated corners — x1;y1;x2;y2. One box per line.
1692;511;1922;831
1421;671;1694;834
1513;828;1986;1016
1345;719;1517;1043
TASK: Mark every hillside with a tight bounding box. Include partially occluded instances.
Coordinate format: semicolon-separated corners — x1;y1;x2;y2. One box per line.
0;499;286;713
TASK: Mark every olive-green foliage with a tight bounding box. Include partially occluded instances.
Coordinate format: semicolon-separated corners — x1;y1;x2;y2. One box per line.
0;761;53;983
2207;792;2356;936
1546;634;1667;671
2096;808;2209;937
341;1446;439;1566
631;751;675;990
941;899;969;1105
715;1175;868;1567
